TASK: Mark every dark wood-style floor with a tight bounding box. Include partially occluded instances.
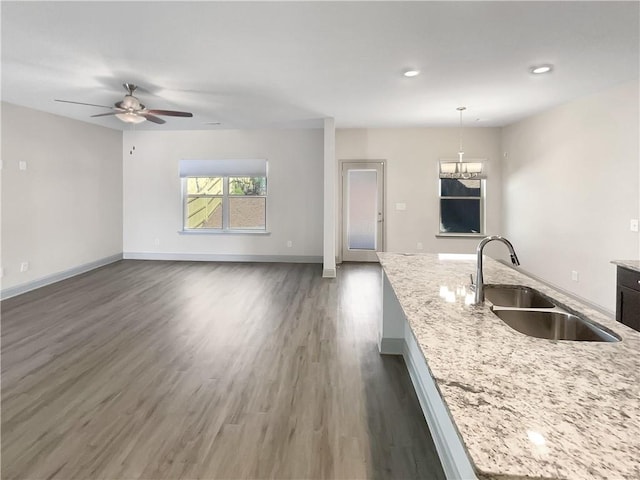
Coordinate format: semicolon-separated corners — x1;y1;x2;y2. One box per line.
1;260;445;479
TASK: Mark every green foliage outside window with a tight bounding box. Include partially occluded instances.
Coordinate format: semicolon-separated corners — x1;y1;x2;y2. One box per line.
230;177;267;196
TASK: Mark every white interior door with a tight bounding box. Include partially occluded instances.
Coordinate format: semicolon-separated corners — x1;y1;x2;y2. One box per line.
342;162;384;262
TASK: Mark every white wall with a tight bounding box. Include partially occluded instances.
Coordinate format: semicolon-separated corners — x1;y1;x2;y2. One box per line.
122;129;323;260
501;81;640;313
1;102;123;293
336;127;503;256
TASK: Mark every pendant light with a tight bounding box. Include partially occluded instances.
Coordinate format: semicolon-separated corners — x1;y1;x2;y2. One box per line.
457;106;466;162
439;106;484;179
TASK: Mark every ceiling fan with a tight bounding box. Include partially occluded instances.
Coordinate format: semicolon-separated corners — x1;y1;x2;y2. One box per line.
55;83;193;125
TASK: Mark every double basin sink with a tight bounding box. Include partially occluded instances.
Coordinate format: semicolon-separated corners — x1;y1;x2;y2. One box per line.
484;285;620;342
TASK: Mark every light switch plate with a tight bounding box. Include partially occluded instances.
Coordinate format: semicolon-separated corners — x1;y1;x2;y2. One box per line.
395;203;406;211
19;161;27;171
630;219;639;232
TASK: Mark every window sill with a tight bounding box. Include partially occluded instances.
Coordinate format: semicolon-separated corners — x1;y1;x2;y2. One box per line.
179;229;271;235
435;233;486;239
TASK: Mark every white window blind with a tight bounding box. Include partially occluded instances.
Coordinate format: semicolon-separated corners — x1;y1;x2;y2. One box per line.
179;159;267;177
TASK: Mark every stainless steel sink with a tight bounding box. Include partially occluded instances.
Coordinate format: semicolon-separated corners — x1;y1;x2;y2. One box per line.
485;284;555;308
492;309;621;342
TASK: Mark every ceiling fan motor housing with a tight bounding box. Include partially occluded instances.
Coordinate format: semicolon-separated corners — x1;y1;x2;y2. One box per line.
121;95;142;111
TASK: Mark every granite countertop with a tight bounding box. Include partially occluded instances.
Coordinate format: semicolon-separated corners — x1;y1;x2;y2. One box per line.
378;253;640;480
611;260;640;273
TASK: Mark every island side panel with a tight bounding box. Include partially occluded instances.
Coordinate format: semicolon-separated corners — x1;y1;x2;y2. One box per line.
381;270;478;480
403;324;478;480
381;271;406;354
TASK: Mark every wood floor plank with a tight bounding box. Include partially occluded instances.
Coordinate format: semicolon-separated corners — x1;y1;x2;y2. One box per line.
1;261;445;479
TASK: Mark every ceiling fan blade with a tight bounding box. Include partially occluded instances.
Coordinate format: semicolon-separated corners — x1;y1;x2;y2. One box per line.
139;113;166;124
55;99;114;109
90;112;119;118
146;109;193;117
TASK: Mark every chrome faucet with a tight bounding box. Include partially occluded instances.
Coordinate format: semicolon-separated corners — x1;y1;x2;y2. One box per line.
472;235;520;305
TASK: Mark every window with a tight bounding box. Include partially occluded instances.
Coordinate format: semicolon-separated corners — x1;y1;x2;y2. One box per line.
438;160;485;235
180;160;267;232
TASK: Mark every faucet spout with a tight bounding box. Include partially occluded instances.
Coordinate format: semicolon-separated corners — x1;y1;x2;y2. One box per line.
474;235;520;305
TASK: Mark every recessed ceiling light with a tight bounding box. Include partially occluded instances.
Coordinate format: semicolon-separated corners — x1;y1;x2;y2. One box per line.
403;69;420;78
530;64;553;74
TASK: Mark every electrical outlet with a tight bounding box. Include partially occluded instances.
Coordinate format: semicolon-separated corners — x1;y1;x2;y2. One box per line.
571;270;579;282
0;267;4;278
286;240;293;248
417;242;424;250
395;203;407;211
630;219;639;232
154;238;160;246
20;262;29;272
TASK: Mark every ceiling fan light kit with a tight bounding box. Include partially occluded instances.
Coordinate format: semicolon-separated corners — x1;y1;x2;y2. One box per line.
55;83;193;125
116;112;146;124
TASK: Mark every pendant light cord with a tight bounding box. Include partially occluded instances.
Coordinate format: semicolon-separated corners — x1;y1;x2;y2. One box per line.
457;106;466;162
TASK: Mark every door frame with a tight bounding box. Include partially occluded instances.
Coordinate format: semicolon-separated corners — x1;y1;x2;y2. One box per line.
338;160;386;263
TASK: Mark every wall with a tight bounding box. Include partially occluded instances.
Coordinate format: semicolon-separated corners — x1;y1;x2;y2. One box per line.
336;127;503;256
1;102;123;296
122;129;323;261
501;81;640;313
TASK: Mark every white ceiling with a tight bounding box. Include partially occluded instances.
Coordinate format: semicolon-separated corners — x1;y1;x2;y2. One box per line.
2;1;638;130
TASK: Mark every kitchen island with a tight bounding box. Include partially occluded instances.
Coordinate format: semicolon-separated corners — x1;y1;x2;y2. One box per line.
378;253;640;480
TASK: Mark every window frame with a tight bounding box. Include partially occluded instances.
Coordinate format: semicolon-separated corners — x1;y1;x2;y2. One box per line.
182;175;268;233
437;162;486;237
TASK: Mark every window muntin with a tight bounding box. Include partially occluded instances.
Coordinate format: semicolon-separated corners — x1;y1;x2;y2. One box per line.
439;178;484;234
183;176;267;232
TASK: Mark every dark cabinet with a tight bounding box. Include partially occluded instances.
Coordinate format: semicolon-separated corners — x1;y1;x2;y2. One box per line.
616;267;640;332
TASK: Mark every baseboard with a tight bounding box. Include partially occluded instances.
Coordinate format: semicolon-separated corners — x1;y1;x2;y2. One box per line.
322;267;336;278
123;252;323;264
0;253;123;300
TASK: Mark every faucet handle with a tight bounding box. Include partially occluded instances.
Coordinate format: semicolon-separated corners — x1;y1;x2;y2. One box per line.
469;273;476;291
